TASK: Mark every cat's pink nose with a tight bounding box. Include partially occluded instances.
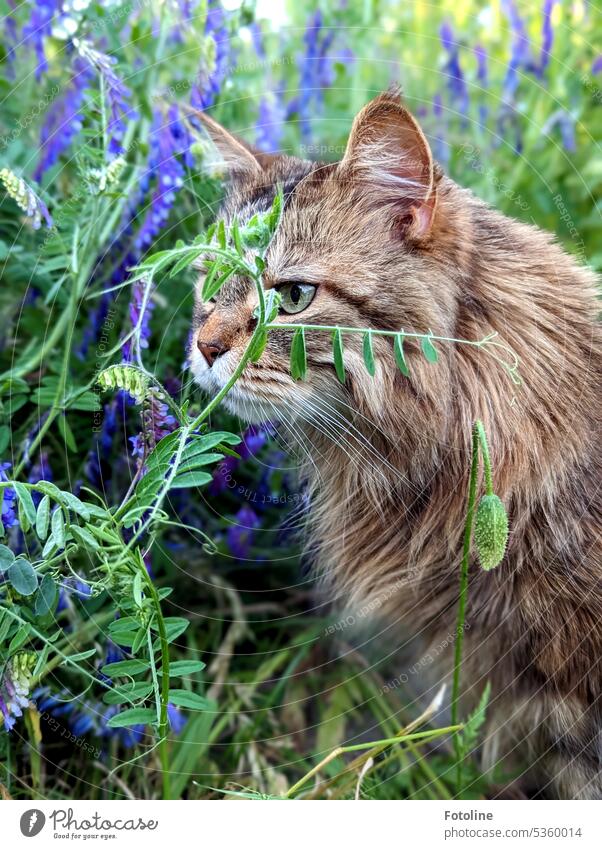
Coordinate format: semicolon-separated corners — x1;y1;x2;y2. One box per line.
197;338;229;367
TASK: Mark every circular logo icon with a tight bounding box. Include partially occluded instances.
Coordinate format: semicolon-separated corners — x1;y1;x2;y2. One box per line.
19;810;46;837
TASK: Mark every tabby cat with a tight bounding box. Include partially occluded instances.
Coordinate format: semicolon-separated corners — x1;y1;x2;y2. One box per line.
189;92;602;799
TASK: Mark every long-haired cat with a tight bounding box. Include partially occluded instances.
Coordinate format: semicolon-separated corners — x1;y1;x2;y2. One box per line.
189;91;602;799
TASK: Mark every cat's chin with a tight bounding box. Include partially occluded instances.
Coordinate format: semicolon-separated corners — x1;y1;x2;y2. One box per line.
221;387;280;424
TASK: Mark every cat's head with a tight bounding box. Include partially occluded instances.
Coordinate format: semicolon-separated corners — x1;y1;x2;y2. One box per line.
190;92;462;431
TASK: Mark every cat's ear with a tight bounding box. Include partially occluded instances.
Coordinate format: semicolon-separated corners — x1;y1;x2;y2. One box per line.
195;111;264;180
339;91;437;240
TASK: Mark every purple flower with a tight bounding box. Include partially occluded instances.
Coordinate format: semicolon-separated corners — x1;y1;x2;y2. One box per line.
123;280;155;362
592;56;602;75
255;92;286;152
191;0;230;110
249;21;266;60
74;38;135;155
227;504;260;559
239;425;270;460
130;393;177;468
474;44;489;126
133;114;186;252
0;462;18;530
501;0;532;99
542;109;577;152
286;11;346;142
21;1;62;80
35;60;93;180
540;0;558;75
439;22;469;121
167;703;187;734
142;397;177;448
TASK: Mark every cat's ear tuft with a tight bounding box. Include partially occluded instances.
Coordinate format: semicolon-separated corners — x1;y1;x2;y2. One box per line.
194;110;264;180
339;92;437;240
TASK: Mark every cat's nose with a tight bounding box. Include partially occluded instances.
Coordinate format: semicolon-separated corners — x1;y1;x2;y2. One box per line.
197;338;230;367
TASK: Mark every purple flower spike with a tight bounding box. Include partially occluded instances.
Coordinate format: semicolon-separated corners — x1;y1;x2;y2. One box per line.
540;0;558;75
0;461;18;530
74;38;136;155
123;280;155;362
35;60;93;180
255;92;286;152
439;21;469;121
501;0;532;99
191;0;230;110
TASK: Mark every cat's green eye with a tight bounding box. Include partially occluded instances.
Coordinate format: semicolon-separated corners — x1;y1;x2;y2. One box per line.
277;282;317;314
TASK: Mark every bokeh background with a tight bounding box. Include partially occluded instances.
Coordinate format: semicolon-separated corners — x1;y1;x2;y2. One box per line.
0;0;600;799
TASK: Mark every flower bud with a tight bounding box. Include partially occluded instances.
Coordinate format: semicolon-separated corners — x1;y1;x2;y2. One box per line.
474;494;508;571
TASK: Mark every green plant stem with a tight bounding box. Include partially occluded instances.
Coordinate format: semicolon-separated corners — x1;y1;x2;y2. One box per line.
143;558;171;800
451;420;481;795
285;726;462;799
475;419;494;495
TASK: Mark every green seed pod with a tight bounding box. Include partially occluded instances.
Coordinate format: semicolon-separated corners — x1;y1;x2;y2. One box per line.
474;494;509;571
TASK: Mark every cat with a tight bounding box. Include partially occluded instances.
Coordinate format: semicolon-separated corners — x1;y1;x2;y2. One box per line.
189;91;602;799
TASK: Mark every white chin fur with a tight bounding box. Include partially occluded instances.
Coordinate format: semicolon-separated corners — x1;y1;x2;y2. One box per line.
189;348;279;424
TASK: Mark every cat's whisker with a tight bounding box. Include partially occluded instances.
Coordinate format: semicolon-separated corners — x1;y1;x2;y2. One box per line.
290;396;371;484
302;393;408;487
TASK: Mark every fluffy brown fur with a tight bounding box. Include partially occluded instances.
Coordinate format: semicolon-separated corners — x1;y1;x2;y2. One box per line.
189;92;602;799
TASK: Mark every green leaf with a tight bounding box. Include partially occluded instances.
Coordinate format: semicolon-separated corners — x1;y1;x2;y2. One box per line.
101;659;150;678
35;495;51;541
0;426;9;455
202;264;236;302
13;483;36;526
33;643;51;678
171;471;213;489
35;574;58;617
108;616;140;633
70;525;100;551
57;414;77;452
41;535;57;559
57;491;91;521
394;334;410;377
8;558;38;596
177;453;223;475
216;218;226;250
420;335;438;364
362;331;376;376
131;626;148;655
264;287;281;322
132;572;143;607
247;328;268;363
332;329;345;383
167;689;211;710
103;682;154;706
160;660;206;677
106;708;157;728
64;649;96;663
231;217;243;255
457;683;491;762
169;250;200;279
161;617;190;644
0;543;15;572
8;624;30;653
51;508;65;549
290;327;307;380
